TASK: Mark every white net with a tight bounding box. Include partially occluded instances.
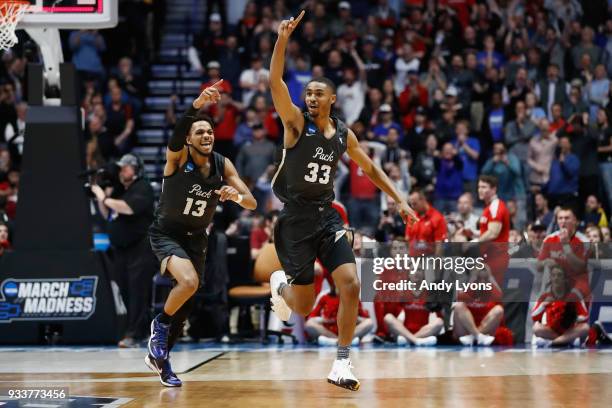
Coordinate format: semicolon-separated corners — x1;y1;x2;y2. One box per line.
0;1;29;51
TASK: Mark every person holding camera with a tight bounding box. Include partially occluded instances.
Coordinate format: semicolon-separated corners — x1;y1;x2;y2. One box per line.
91;153;155;348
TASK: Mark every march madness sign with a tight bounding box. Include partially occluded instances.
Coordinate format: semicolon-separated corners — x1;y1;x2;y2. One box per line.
0;277;98;323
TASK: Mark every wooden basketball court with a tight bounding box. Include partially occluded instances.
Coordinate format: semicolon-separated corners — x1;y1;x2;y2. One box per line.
1;345;611;407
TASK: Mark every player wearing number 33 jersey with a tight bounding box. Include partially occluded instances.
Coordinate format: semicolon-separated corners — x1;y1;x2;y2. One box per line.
146;81;256;388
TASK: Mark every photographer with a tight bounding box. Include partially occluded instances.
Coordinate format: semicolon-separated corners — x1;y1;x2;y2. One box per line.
91;153;155;348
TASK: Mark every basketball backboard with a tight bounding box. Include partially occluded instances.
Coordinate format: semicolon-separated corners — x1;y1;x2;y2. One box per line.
18;0;117;29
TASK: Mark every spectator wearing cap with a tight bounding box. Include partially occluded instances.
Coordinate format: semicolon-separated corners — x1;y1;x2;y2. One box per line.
90;154;155;348
194;12;226;63
544;135;580;209
239;55;270;106
373;104;403;142
200;60;233;95
330;1;354;37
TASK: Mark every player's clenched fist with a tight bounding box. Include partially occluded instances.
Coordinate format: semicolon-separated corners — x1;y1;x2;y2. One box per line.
277;10;305;40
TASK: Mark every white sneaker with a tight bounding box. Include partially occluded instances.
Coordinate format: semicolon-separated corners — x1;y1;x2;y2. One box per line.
414;336;437;346
270;270;291;322
317;335;338;347
477;333;495;346
327;358;360;391
396;335;408;346
459;334;475;346
532;335;552;348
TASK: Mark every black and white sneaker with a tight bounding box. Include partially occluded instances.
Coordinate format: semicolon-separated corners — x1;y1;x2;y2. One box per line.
327;358;360;391
145;355;182;387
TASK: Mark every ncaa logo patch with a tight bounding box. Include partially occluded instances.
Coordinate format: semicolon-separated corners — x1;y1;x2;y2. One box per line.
185;162;195;173
306;124;317;136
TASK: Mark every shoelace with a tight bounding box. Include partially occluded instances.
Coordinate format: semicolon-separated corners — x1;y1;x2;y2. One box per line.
152;323;169;350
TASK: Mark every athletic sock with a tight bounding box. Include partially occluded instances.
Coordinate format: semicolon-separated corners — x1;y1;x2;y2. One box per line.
158;311;172;325
337;345;350;360
277;282;288;296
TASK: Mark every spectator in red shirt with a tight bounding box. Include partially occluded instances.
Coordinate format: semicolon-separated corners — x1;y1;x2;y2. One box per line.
532;264;590;347
347;140;380;230
382;269;443;346
305;283;373;346
205;89;243;160
250;211;278;260
453;267;506;346
475;174;511;285
405;189;447;256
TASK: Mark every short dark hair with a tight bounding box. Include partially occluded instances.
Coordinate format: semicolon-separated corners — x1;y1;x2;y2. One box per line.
478;175;498;189
306;76;336;94
191;113;215;129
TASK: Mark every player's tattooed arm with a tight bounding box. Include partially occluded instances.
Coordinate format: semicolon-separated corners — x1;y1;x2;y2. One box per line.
346;129;418;225
217;158;257;210
270;11;305;148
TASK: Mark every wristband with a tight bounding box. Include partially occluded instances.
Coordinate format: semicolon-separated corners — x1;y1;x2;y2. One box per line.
235;194;243;204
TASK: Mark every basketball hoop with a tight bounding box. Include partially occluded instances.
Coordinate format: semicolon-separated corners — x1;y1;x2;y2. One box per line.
0;0;31;50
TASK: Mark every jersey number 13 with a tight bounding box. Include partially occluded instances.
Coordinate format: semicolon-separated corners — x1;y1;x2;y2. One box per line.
183;197;207;217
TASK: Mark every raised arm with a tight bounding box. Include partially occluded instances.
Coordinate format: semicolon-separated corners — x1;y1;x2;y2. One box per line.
270;11;305;148
164;80;222;176
345;129;418;224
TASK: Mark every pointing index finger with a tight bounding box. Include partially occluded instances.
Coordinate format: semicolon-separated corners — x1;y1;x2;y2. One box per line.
211;79;224;89
294;10;305;25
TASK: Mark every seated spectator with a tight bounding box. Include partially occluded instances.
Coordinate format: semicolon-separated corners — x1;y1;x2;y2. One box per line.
453;268;510;346
534;192;554;229
448;192;480;241
305;282;373;346
583;195;608;228
532;264;590;348
0;220;10;256
382;269;443;346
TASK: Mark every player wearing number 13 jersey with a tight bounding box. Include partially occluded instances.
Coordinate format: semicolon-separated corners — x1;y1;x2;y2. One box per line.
268;10;418;392
146;81;256;387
